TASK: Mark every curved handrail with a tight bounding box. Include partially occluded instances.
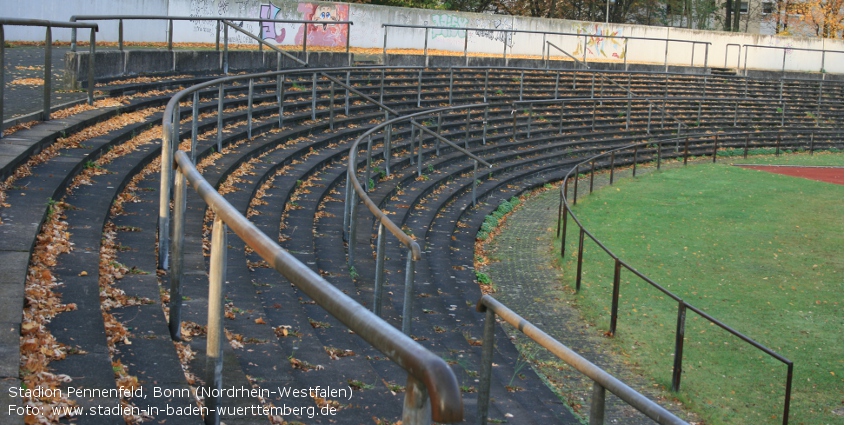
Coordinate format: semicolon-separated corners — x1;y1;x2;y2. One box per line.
476;295;688;425
556;128;843;425
161;67;464;422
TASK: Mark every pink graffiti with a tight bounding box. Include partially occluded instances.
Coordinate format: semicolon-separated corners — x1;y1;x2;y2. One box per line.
293;3;349;48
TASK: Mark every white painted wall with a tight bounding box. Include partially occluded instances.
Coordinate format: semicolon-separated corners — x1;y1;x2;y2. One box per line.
4;0;842;73
3;0;168;43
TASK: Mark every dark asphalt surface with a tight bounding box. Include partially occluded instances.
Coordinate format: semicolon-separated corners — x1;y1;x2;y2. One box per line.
2;46;88;121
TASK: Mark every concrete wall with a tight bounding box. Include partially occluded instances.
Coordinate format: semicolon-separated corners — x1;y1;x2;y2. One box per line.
3;0;168;43
5;0;843;74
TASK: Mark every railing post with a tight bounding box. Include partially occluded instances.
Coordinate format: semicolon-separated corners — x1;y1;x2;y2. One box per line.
402;249;416;336
589;161;595;193
560;201;568;257
483;69;489;102
657;141;662;170
205;215;227;425
348;184;359;268
329;80;335;131
780;103;786;127
382;27;388;65
417;69;422;107
71;24;77;52
379;68;385;104
609;151;615;185
346;24;352;66
609;259;621;336
576;228;585;291
512;107;518;141
223;23;229;74
472;160;478;207
277;75;285;129
683;138;689;165
573;165;579;205
345;71;350;115
560;101;566;134
589;382;606;425
365;135;373;191
417;27;428;67
436;112;442;155
402;374;432;425
409;123;416;166
217;83;225;152
783;363;794;425
311;72;317;121
303;23;309;64
623;38;629;71
464;29;470;66
519;71;524;101
671;301;686;392
417;124;423;176
664;39;669;72
385;124;392;176
482;106;489;145
744;133;750;158
647;104;652;134
712;135;718;163
247;78;254;139
465;110;471;148
215;20;220;52
526;103;532;138
167;19;173;51
503;31;508;65
591;100;596;131
373;223;386;316
809;132;814;155
191;92;199;162
43;26;52;121
168;167;187;341
776;132;781;156
343;175;352;242
633;146;638;177
476;306;496;425
556;192;563;237
118;19;124;51
448;68;454;105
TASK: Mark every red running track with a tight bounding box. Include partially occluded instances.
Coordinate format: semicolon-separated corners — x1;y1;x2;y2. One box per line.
737;165;844;185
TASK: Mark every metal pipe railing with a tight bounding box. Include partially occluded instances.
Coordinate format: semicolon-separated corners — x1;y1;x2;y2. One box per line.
164;62;464;420
69;15;352;61
740;44;843;77
476;295;688;425
556;129;843;425
724;43;741;68
346;105;492;335
381;23;710;70
0;18;98;138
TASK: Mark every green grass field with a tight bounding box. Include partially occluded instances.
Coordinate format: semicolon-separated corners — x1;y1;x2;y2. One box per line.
556;154;843;424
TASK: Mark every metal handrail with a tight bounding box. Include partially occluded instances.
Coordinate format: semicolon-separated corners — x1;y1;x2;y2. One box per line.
157;65;422;270
476;295;688;425
344;104;491;335
0;18;99;138
162;69;463;424
741;44;843;77
556;128;844;425
69;14;352;57
724;43;741;68
382;22;710;69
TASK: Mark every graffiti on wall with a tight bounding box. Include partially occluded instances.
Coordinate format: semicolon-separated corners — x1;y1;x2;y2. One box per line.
430;14;469;39
472;18;514;47
189;0;262;44
260;2;349;47
573;24;624;59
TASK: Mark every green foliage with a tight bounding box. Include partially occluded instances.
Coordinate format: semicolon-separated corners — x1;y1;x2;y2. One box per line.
475;270;492;285
476;196;521;241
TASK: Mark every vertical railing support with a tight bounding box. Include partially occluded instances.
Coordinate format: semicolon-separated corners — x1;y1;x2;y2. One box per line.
632;146;638;177
277;75;285;129
573;165;579;205
576;229;585;291
482;106;489;145
776;132;781;156
385;124;392;176
589;160;595;193
477;307;496;425
465;110;471;148
560;201;568;257
448;68;454;105
783;363;794;425
417;69;423;107
217;84;224;152
42;26;52;121
223;24;229;74
167;19;173;51
402;250;416;336
0;25;4;138
365;135;373;192
671;301;686;392
402;374;432;425
311;73;317;121
247;78;254;139
348;185;359;268
809;132;814;155
683;138;689;165
118;19;124;51
589;382;606;425
609;151;615;185
373;223;386;316
205;215;227;425
472;160;478;207
647;104;652;134
191;92;199;161
744;134;750;158
168;167;187;341
526;103;532;138
329;80;336;131
86;30;95;105
609;259;621;336
712;135;718;163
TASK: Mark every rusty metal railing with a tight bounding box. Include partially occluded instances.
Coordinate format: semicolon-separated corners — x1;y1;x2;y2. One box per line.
556;128;844;425
69;15;352;66
476;295;688;425
0;18;98;138
161;67;463;424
